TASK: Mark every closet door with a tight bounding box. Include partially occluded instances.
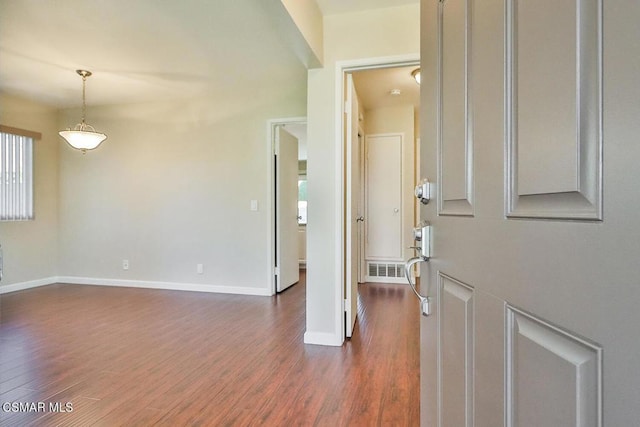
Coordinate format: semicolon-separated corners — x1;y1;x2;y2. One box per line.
365;134;403;263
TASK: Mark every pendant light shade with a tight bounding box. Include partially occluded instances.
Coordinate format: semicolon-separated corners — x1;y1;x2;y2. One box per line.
59;70;107;153
59;126;107;151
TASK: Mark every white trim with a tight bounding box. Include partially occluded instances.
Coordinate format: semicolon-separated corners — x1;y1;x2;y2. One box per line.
57;277;272;296
0;276;271;296
303;330;343;346
334;62;345;343
334;54;420;344
267;117;307;296
0;277;57;294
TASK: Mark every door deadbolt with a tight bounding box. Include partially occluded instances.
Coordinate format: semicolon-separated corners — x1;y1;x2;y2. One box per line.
415;179;431;205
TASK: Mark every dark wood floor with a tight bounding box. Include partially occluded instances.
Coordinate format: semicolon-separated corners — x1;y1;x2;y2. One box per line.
0;273;419;426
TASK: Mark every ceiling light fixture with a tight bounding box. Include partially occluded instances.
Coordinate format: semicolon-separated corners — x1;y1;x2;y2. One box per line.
411;68;421;85
59;70;107;153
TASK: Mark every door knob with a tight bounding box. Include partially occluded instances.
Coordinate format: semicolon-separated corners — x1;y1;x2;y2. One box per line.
356;216;364;222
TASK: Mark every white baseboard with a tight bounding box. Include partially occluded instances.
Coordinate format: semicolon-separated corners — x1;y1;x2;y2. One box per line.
303;331;343;346
57;277;272;296
1;276;271;296
0;277;57;294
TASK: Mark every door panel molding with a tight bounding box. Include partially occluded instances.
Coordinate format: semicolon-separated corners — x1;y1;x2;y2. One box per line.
505;0;602;220
505;305;603;427
437;0;474;217
438;272;474;427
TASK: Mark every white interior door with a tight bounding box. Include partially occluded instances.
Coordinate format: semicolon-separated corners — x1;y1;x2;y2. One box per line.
420;0;640;425
345;73;360;338
365;134;403;262
275;126;299;292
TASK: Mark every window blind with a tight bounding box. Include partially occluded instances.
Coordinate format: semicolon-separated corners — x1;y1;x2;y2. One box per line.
1;131;34;220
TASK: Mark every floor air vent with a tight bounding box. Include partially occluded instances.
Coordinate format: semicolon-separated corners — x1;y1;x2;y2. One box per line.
367;262;405;282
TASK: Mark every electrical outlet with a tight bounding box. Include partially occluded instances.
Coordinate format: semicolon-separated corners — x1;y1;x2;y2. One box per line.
197;264;204;274
122;259;129;270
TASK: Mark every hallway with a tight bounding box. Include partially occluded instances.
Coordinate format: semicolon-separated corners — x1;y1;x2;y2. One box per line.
0;274;420;426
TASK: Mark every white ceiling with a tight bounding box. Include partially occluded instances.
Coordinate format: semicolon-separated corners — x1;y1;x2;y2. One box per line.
316;0;419;15
0;0;308;108
0;0;419;109
352;65;421;110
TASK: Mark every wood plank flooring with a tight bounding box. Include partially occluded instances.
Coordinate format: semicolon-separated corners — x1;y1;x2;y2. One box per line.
0;273;419;426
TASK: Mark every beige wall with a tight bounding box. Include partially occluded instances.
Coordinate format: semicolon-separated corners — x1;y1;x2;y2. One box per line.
365;104;416;263
1;74;305;294
57;85;306;293
305;5;420;344
0;93;59;289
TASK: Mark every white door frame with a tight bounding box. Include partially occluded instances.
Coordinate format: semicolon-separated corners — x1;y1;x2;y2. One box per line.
267;116;307;296
334;54;420;342
358;126;366;283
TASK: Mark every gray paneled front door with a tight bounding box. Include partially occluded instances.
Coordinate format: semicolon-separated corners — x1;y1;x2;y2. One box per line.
419;0;640;425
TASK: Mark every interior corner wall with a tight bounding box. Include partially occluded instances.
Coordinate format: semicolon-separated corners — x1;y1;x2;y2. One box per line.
365;104;416;264
0;93;59;291
305;5;420;344
57;85;305;294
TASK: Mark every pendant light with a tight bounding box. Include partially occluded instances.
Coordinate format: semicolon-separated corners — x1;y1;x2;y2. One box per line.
59;70;107;153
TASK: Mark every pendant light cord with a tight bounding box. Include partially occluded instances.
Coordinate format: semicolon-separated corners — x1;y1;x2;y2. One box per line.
81;74;87;125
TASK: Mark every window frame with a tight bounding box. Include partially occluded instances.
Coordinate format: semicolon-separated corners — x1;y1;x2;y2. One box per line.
0;125;40;221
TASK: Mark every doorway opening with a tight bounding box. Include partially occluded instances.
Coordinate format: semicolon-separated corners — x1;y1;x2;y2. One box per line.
268;117;307;295
338;56;421;340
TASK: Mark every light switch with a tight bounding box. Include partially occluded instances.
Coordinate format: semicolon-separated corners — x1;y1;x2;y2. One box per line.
250;200;259;211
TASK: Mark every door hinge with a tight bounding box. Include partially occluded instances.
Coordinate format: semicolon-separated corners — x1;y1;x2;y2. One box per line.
343;298;348;312
274;267;280;275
